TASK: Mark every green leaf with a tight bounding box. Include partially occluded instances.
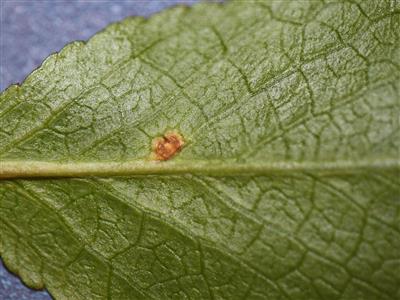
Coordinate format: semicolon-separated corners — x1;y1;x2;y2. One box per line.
1;1;399;299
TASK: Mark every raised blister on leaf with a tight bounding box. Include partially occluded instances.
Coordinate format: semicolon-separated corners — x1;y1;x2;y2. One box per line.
152;131;184;161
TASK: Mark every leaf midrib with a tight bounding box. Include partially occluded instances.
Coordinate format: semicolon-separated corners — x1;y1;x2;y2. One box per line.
0;158;398;179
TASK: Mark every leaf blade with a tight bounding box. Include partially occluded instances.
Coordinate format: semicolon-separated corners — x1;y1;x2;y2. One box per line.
1;1;399;299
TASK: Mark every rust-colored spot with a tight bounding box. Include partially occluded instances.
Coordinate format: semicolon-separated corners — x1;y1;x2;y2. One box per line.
152;131;184;161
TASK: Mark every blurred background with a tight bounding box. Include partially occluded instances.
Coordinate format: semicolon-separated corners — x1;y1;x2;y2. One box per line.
0;1;205;298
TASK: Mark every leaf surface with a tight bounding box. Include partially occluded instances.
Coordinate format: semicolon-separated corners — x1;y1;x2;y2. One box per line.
0;1;399;299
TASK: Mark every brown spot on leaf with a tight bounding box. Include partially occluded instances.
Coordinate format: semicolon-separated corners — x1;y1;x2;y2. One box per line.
152;131;184;161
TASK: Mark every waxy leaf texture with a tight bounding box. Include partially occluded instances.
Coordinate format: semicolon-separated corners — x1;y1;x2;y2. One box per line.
0;1;399;299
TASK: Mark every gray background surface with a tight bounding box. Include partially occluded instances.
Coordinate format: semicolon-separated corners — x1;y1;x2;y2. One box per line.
0;1;200;298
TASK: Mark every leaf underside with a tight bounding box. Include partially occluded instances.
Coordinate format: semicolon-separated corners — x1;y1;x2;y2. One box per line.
0;1;399;299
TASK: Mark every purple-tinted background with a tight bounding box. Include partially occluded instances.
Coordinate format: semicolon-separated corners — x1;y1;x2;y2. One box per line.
0;1;202;299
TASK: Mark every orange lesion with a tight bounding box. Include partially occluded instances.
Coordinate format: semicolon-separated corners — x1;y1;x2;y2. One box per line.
152;131;185;161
